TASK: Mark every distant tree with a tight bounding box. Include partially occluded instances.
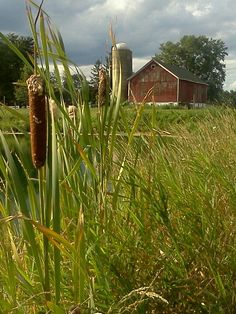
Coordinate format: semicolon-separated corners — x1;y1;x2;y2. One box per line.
218;90;236;106
155;35;228;100
62;72;83;104
90;59;102;91
14;64;33;107
48;71;60;100
0;33;33;104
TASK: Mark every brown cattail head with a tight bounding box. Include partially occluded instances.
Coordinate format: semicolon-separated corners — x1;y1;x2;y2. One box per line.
97;68;107;108
27;74;47;169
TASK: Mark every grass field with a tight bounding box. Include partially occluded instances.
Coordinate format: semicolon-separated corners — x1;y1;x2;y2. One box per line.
0;107;29;132
1;105;236;313
0;104;227;133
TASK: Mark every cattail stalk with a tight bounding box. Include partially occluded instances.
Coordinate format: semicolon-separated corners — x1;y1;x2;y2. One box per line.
97;68;107;108
27;74;47;168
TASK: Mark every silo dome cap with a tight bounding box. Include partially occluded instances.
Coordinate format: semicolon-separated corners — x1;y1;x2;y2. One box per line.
113;42;130;50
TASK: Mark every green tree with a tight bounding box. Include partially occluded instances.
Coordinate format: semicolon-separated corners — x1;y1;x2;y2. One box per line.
90;59;102;91
14;64;33;107
155;35;228;100
219;90;236;106
62;72;83;104
0;33;33;104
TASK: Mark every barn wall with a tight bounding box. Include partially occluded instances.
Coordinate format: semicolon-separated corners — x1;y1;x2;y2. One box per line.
179;80;208;104
128;61;177;103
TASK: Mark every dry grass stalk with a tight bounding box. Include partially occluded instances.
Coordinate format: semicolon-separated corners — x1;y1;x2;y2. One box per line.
27;74;47;168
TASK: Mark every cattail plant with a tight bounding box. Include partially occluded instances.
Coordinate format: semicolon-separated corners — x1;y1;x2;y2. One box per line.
27;74;47;168
97;67;107;108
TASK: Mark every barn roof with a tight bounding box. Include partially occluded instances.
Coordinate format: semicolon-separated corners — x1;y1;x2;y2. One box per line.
128;59;208;85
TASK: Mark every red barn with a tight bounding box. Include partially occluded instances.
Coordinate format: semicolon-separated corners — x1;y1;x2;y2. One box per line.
128;59;208;106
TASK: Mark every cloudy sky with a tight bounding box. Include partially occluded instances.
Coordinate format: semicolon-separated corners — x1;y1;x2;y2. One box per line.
1;0;236;90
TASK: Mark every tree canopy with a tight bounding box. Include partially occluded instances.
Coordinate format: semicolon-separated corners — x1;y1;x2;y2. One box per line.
62;72;83;104
14;64;33;107
90;59;103;91
155;35;228;100
0;33;34;104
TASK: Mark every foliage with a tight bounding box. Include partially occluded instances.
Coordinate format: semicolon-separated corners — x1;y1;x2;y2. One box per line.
0;105;226;134
14;64;33;107
218;89;236;107
0;33;34;104
155;35;228;100
90;59;102;90
0;3;236;314
62;72;84;104
0;107;29;132
1;106;236;313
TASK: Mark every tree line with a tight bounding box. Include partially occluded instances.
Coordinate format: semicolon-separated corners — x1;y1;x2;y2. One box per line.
0;33;235;106
0;33;34;105
0;33;100;106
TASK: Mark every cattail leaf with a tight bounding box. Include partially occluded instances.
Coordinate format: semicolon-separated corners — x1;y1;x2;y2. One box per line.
0;133;44;283
39;12;50;74
46;301;65;314
30;219;73;253
76;143;97;179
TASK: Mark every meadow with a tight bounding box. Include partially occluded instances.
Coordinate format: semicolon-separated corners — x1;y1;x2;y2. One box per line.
0;104;226;133
1;104;236;314
0;3;236;314
0;107;29;133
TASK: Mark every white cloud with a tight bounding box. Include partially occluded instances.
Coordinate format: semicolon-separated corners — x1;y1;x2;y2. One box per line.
105;0;137;11
80;65;94;78
185;2;212;17
47;63;93;80
224;58;236;90
228;81;236;90
133;57;151;72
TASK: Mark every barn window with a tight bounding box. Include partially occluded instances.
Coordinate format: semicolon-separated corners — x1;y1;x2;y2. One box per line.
140;73;148;82
140;73;149;82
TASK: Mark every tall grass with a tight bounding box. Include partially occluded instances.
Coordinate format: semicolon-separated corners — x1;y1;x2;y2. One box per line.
0;1;236;313
0;107;29;132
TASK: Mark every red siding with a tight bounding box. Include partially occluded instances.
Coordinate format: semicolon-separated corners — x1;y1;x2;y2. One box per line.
128;61;177;103
179;80;207;103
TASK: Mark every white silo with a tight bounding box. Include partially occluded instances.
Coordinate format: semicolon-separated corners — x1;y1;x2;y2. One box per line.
112;43;132;102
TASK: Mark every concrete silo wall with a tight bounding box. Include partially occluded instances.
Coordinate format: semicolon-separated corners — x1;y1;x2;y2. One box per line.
112;44;132;102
